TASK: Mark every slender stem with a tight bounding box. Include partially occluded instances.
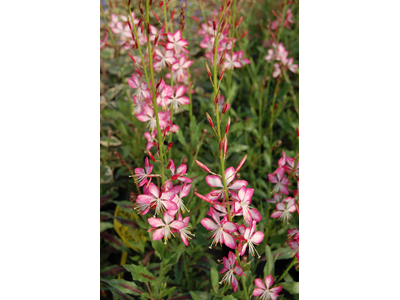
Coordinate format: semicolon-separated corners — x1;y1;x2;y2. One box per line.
145;282;154;300
144;0;165;185
275;257;297;284
198;0;206;22
268;77;281;140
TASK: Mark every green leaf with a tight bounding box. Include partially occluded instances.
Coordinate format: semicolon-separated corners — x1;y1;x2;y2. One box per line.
151;239;166;259
189;291;202;300
100;136;122;147
189;291;212;300
100;222;113;232
230;144;249;153
103;279;144;296
210;266;219;294
161;286;176;298
222;296;237;300
124;264;157;283
280;282;299;294
263;244;274;277
176;127;188;149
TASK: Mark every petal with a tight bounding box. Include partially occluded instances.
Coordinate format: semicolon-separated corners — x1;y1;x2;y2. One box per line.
200;218;218;231
234;265;243;276
250;208;261;222
224;167;236;185
252;288;265;296
255;278;266;289
240;243;247;256
148;217;164;228
175;85;185;97
136;113;150;122
228;180;248;190
170;220;186;230
148;183;160;198
251;231;265;244
270;286;282;293
163;200;178;211
223;221;237;233
182;60;193;68
268;173;278;183
222;256;230;270
222;232;237;249
152;228;165;241
270;211;283;218
265;275;274;289
173;29;182;41
205;175;223;188
176;164;187;175
243;188;254;204
280;185;289;195
231;276;238;293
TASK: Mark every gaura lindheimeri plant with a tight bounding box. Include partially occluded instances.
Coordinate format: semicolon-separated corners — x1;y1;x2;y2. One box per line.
100;0;299;299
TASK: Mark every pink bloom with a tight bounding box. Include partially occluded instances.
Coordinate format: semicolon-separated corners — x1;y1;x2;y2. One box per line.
266;193;283;204
136;105;169;132
144;130;157;151
224;52;242;70
153;48;177;70
168;159;192;183
127;73;151;99
270;197;297;222
111;22;130;41
284;156;299;177
132;95;146;115
166;29;189;54
148;212;186;244
219;251;243;292
272;63;281;78
218;95;230;113
136;182;177;215
206;167;248;201
166;85;190;111
156;84;173;109
289;239;299;259
172;56;193;81
171;183;191;213
268;167;289;195
231;186;254;222
287;228;299;241
200;207;237;249
252;275;282;300
134;157;153;187
237;50;251;65
176;212;194;246
238;221;264;257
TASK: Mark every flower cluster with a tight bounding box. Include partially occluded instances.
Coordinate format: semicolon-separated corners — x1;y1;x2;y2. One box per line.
264;42;298;78
267;150;299;223
288;227;299;267
135;157;194;246
252;275;282;300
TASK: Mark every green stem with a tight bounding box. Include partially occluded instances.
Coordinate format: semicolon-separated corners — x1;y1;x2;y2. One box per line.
198;0;206;22
275;257;297;284
145;0;165;185
268;77;281;140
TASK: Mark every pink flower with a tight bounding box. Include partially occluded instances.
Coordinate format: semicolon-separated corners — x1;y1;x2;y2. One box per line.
231;186;254;222
144;130;157;151
200;207;237;249
272;63;281;78
136;182;177;215
219;251;243;292
238;221;264;257
132;95;146;115
268;167;289;195
270;197;297;222
287;228;299;241
237;50;251;65
156;84;173;109
136;105;169;132
206;167;248;201
148;212;186;244
224;52;242;70
166;85;190;111
252;275;282;300
166;29;189;54
265;193;282;204
153;48;177;70
289;239;299;259
171;183;191;213
167;159;192;183
176;212;194;246
127;73;151;99
172;56;193;81
134;157;153;187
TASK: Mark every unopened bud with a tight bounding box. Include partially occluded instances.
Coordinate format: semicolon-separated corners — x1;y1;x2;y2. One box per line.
220;68;225;81
152;10;160;22
149;0;153;6
195;159;211;173
225;117;231;134
138;17;143;27
147;150;156;162
164;126;170;137
171;172;182;180
206;112;214;128
215;91;220;105
296;126;299;137
205;62;211;78
213;17;216;31
167;142;173;151
113;151;120;158
241;30;249;39
139;1;143;14
222;98;230;114
128;52;136;63
182;157;188;164
236;16;243;29
219;136;225;151
236;154;247;172
171;9;176;19
167;160;172;169
223;137;228;155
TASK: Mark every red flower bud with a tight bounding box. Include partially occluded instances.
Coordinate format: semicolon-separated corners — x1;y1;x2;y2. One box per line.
167;142;173;151
240;30;249;39
191;16;199;21
164;126;170;137
219;136;225;151
223;137;228;155
152;10;160;22
236;154;247;172
195;159;211;173
171;172;182;180
225;117;231;134
147;151;156;162
195;192;213;204
206;112;214;128
128;52;136;63
167;160;172;169
236;16;243;29
296;126;299;137
171;9;176;19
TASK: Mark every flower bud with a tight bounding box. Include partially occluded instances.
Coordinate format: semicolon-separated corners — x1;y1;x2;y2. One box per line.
164;126;170;137
167;160;172;169
219;136;225;151
223;137;228;155
128;52;136;63
225;117;231;134
236;154;247;172
171;173;182;180
147;150;156;162
171;9;176;19
167;142;173;151
240;30;249;39
182;157;187;164
195;159;211;173
206;112;214;128
205;62;211;78
152;10;160;22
